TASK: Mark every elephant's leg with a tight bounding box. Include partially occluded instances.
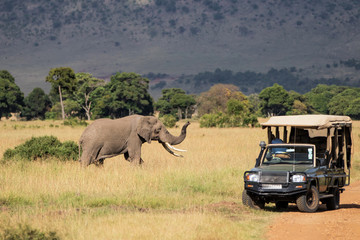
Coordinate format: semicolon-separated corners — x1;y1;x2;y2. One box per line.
80;149;93;167
126;149;142;165
124;152;143;164
94;158;105;167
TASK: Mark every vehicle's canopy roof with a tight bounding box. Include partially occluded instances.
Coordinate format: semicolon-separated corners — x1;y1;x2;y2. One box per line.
261;115;352;129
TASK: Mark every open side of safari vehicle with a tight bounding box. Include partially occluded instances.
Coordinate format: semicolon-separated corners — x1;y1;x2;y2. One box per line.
242;115;352;212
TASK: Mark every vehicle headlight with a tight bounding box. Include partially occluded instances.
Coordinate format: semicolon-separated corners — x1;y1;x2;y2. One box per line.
291;174;306;182
245;173;260;182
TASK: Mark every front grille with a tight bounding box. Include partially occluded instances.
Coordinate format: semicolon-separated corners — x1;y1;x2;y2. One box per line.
260;171;288;184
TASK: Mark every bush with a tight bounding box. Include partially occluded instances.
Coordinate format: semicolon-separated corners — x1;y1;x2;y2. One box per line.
160;114;177;128
0;224;60;240
200;112;258;128
63;118;88;127
3;136;79;161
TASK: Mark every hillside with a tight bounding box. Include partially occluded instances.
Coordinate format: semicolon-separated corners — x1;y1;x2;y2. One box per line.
1;0;360;96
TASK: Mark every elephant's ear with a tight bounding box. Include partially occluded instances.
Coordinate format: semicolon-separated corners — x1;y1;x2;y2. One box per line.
137;116;153;143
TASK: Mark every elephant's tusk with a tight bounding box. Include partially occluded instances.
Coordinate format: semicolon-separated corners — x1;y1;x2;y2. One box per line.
162;143;183;157
165;142;187;152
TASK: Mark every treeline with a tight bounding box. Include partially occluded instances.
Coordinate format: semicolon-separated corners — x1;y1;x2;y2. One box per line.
167;66;357;95
1;69;360;128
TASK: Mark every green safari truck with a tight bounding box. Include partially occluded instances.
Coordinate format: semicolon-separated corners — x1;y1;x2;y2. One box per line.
242;115;352;212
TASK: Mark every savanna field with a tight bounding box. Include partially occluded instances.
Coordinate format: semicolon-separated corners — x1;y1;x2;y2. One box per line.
1;119;360;240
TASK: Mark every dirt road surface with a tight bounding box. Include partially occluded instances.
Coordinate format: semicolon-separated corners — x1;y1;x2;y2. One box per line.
266;181;360;240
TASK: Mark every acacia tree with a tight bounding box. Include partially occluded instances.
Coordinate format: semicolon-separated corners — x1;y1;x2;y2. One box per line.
46;67;77;120
0;70;24;119
75;73;105;120
155;88;196;119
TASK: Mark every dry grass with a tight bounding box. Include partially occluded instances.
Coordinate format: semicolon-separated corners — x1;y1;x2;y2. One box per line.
0;119;359;239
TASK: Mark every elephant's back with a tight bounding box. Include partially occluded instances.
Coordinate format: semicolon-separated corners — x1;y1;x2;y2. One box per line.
80;118;132;143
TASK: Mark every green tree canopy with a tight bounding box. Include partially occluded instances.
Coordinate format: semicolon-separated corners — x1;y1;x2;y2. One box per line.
46;67;77;120
345;98;360;120
21;88;51;120
75;72;105;120
328;88;360;116
304;84;347;114
259;84;293;116
0;70;24;118
105;72;154;118
155;88;196;119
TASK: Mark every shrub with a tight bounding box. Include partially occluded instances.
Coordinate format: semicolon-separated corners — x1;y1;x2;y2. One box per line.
0;224;60;240
63;118;88;127
160;114;177;128
200;112;258;128
3;136;79;161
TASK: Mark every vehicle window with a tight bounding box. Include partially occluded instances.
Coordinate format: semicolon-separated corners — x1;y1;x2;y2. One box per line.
262;146;314;165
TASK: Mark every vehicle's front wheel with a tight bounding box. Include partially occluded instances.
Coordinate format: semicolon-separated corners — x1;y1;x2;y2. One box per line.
296;186;320;213
326;188;340;210
242;190;265;209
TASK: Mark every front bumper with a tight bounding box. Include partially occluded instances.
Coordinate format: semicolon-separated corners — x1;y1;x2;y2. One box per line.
244;182;307;201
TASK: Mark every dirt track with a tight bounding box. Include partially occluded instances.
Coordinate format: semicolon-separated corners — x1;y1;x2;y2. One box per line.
266;181;360;240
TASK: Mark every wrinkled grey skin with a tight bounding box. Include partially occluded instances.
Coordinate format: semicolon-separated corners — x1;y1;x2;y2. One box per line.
79;115;190;167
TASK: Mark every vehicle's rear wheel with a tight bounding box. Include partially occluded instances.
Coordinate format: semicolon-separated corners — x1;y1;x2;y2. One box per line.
242;190;265;209
296;186;320;213
275;201;289;210
326;188;340;210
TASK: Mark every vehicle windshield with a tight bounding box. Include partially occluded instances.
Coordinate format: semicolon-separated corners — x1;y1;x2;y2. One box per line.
262;145;314;165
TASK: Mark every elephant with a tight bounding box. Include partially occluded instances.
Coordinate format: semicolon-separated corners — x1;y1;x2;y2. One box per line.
79;115;190;167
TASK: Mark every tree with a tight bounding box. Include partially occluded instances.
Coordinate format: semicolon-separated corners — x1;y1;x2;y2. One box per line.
288;90;313;115
106;72;153;118
156;88;196;119
46;67;77;120
170;93;196;119
259;84;293;116
0;70;24;118
345;98;360;120
328;88;360;115
197;84;248;116
304;84;347;114
75;73;105;120
22;88;51;120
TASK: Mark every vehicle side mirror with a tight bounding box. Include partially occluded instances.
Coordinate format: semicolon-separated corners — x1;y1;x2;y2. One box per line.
259;141;266;149
316;158;327;167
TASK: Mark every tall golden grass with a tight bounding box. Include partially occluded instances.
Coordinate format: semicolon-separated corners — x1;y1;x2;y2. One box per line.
0;119;359;239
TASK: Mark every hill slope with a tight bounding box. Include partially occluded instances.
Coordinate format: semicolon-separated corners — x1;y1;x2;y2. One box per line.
1;0;360;95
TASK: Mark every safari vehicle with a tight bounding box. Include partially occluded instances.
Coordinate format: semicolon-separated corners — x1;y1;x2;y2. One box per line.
242;115;352;212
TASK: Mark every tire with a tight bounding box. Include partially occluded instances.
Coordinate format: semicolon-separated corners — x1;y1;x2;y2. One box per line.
242;190;265;210
275;201;289;210
296;186;320;213
326;188;340;210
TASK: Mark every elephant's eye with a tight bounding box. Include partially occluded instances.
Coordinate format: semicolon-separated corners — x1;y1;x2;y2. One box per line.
154;128;161;134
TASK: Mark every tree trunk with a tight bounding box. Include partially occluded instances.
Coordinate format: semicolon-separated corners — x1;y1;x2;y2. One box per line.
58;85;65;120
83;93;91;121
177;107;182;120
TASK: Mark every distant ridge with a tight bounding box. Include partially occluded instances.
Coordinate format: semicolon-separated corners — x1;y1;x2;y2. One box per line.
1;0;360;95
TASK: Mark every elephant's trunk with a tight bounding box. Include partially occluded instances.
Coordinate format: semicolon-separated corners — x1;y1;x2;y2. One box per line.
161;121;190;145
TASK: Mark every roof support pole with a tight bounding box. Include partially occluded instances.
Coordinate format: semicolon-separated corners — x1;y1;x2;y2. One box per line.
283;126;287;143
268;127;272;143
